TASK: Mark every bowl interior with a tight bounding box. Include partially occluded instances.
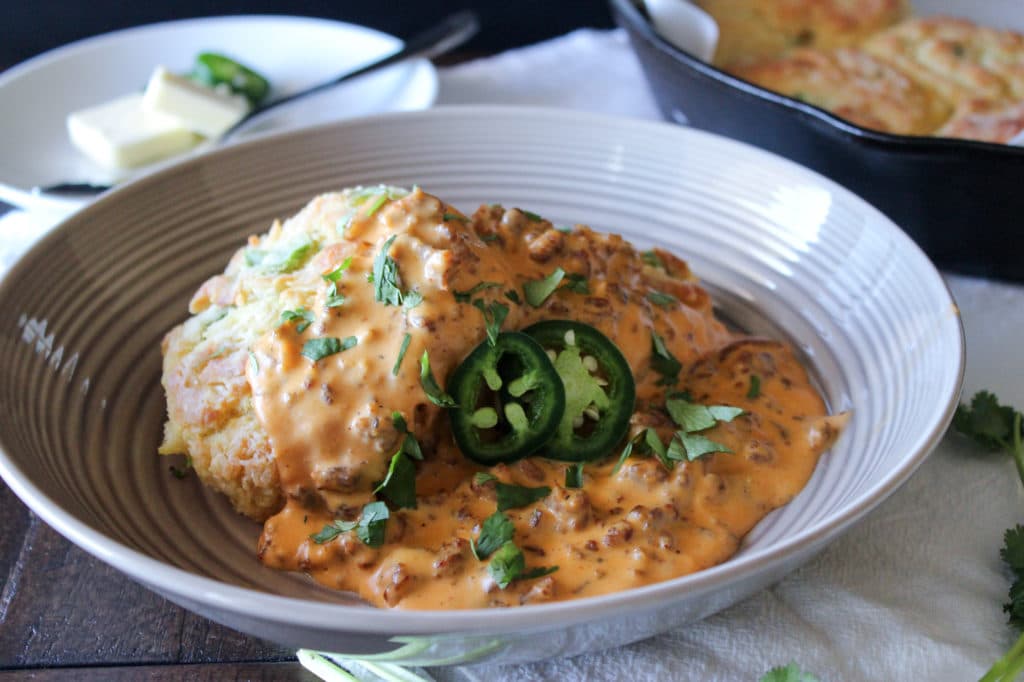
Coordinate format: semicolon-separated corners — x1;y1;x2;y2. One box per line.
0;107;963;637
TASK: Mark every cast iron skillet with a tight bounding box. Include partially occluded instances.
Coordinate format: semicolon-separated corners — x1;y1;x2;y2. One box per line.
611;0;1024;281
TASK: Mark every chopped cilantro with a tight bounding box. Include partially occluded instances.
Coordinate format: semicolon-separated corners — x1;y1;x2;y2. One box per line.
650;331;681;384
310;501;389;548
322;257;353;282
524;267;566;307
364;193;389;217
505;289;522;304
644;428;672;469
325;284;346;308
748;374;762;399
169;455;192;479
374;451;417;509
641;249;664;269
565;463;584;489
669;432;733;461
403;290;424;310
392;333;412;376
495;481;550;511
454;282;502;303
301;336;356;361
391;410;423;460
471;511;515;560
419;350;457;407
280;308;314;334
667;398;743;433
759;663;820;682
647;290;678;307
612;432;641;475
562;273;589;295
472;299;509;346
245;237;316;274
372;235;404;307
488;541;557;589
443;212;469;223
522;210;543;222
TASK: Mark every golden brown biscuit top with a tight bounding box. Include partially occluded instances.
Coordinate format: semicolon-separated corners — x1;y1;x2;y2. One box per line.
863;16;1024;104
730;47;952;135
697;0;910;66
937;98;1024;143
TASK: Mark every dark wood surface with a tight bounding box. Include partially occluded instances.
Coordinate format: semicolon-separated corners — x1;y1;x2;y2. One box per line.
0;480;306;676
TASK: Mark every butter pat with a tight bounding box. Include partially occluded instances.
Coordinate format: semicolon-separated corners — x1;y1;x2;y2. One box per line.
143;66;249;138
67;93;199;169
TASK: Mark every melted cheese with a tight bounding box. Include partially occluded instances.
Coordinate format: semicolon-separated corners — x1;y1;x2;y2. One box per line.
227;187;840;609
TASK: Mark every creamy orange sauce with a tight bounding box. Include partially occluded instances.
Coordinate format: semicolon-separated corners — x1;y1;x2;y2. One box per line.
244;188;841;609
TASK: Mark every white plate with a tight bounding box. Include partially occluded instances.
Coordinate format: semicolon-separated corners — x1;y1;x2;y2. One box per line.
0;107;964;665
0;15;438;214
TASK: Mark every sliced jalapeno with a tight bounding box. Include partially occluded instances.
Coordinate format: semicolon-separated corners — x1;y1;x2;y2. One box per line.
448;332;566;465
192;52;271;106
523;320;636;462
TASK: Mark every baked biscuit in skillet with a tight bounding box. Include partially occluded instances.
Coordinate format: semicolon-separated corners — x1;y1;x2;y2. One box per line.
695;0;909;67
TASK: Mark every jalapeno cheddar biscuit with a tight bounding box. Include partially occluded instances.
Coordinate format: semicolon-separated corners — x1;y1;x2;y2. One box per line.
729;47;951;135
160;186;842;608
694;0;909;67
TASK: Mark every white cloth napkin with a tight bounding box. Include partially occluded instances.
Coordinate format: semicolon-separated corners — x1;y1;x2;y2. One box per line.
4;28;1022;682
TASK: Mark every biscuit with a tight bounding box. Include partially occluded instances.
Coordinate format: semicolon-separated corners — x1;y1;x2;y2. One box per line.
730;47;952;135
864;16;1024;105
937;98;1024;144
695;0;910;67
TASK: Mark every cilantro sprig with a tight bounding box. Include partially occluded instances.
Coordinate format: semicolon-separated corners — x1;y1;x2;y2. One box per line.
310;501;389;548
420;350;456;407
759;663;820;682
474;472;551;511
955;391;1024;681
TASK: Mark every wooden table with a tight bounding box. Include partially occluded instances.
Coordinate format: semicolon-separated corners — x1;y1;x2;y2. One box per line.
0;481;318;680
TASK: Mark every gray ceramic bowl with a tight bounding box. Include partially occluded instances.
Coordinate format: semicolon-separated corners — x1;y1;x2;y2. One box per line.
0;107;963;665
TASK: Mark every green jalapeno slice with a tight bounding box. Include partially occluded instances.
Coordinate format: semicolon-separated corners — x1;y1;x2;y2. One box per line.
447;332;566;465
523;320;636;462
192;52;271;106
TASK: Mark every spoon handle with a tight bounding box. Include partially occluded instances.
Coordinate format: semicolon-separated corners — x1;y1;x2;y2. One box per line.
36;10;480;198
227;10;480;136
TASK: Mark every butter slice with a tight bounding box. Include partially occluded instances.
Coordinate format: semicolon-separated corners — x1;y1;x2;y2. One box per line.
143;66;249;138
67;93;199;169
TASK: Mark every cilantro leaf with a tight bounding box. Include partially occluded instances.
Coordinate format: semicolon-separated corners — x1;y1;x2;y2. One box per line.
403;290;424;310
364;193;388;217
488;541;557;589
647;290;677;307
644;428;672;469
641;249;663;269
309;501;390;547
472;299;510;347
169;454;193;479
1003;526;1024;575
372;235;404;306
310;519;357;544
356;501;390;547
420;350;457;407
374;451;417;509
669;432;733;461
524;268;566;307
650;331;681;384
759;663;820;682
392;411;423;460
280;308;314;334
244;237;316;274
561;273;589;295
565;463;584;489
301;336;357;362
495;481;551;511
392;333;412;376
612;432;642;475
454;281;502;303
471;511;515;560
666;398;716;432
955;391;1018;451
443;212;469;223
322;257;353;282
748;374;762;399
522;210;543;222
505;289;522;304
